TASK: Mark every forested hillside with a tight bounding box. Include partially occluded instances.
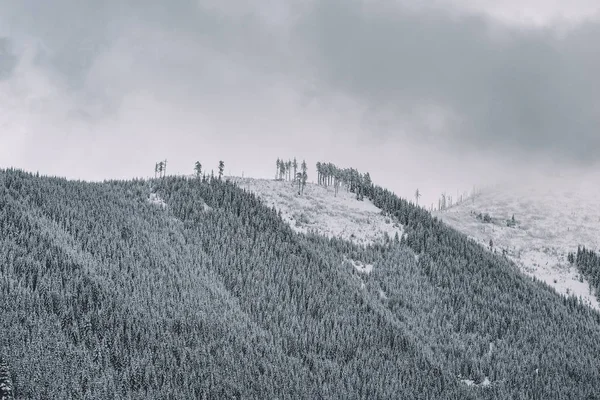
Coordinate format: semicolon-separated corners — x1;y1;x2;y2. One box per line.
570;246;600;303
433;184;600;309
1;168;600;399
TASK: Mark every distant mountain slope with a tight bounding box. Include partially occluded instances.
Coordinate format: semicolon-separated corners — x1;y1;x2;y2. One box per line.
1;170;600;399
233;177;403;245
434;182;600;309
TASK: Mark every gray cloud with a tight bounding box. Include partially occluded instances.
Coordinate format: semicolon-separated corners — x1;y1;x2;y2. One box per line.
0;38;17;80
6;0;599;164
1;0;600;205
292;0;600;163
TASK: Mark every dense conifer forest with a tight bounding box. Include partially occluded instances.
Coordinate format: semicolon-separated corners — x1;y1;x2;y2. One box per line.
569;247;600;303
1;168;600;399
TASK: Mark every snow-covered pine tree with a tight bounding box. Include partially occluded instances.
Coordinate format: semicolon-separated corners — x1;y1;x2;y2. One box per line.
297;172;303;194
0;358;14;400
218;161;225;180
301;160;308;194
293;158;298;183
279;161;286;181
316;162;322;185
363;172;372;198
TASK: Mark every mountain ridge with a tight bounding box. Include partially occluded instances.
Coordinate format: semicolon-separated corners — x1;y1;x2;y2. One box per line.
1;168;600;399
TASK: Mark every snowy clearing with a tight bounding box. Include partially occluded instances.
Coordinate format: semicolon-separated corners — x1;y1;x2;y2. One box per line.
460;377;491;388
232;177;403;246
346;258;374;274
434;181;600;310
148;192;167;208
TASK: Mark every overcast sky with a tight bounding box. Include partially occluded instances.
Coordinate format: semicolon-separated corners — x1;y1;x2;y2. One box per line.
1;0;599;205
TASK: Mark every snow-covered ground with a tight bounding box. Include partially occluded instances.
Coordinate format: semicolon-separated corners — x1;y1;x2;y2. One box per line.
460;377;491;388
148;192;167;208
346;258;374;274
231;177;403;246
434;180;600;310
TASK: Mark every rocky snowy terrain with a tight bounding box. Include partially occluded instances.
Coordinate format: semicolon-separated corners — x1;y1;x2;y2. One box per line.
231;177;404;246
434;179;600;310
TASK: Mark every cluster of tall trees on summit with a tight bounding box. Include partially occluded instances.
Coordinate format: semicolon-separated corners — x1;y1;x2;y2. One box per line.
163;158;218;181
276;157;308;194
192;160;224;180
155;159;226;181
154;159;167;179
275;158;297;181
315;161;372;199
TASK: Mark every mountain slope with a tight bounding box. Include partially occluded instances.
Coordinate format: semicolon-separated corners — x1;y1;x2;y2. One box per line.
434;182;600;309
0;171;463;399
233;177;403;245
0;172;310;399
1;170;600;399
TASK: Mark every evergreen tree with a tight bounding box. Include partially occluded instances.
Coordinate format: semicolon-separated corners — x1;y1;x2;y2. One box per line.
194;161;202;178
301;160;308;194
316;162;322;185
292;158;298;183
279;161;286;181
296;172;303;194
0;358;14;400
363;172;372;198
218;161;225;180
156;160;166;179
286;160;292;181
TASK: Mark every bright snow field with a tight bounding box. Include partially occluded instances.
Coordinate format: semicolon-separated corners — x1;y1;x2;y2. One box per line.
434;180;600;310
232;177;403;247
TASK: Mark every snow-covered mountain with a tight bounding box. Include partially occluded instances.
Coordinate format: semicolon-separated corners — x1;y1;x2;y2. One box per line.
434;180;600;310
233;176;600;310
232;177;403;246
7;169;600;398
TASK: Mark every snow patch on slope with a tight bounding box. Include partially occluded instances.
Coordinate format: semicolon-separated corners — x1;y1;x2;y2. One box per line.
434;181;600;310
148;192;167;209
149;187;213;212
233;177;403;246
460;377;491;388
347;259;374;274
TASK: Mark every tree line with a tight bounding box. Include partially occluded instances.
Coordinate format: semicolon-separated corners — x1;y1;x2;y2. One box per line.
155;159;227;182
568;246;600;302
275;157;308;194
315;161;372;199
